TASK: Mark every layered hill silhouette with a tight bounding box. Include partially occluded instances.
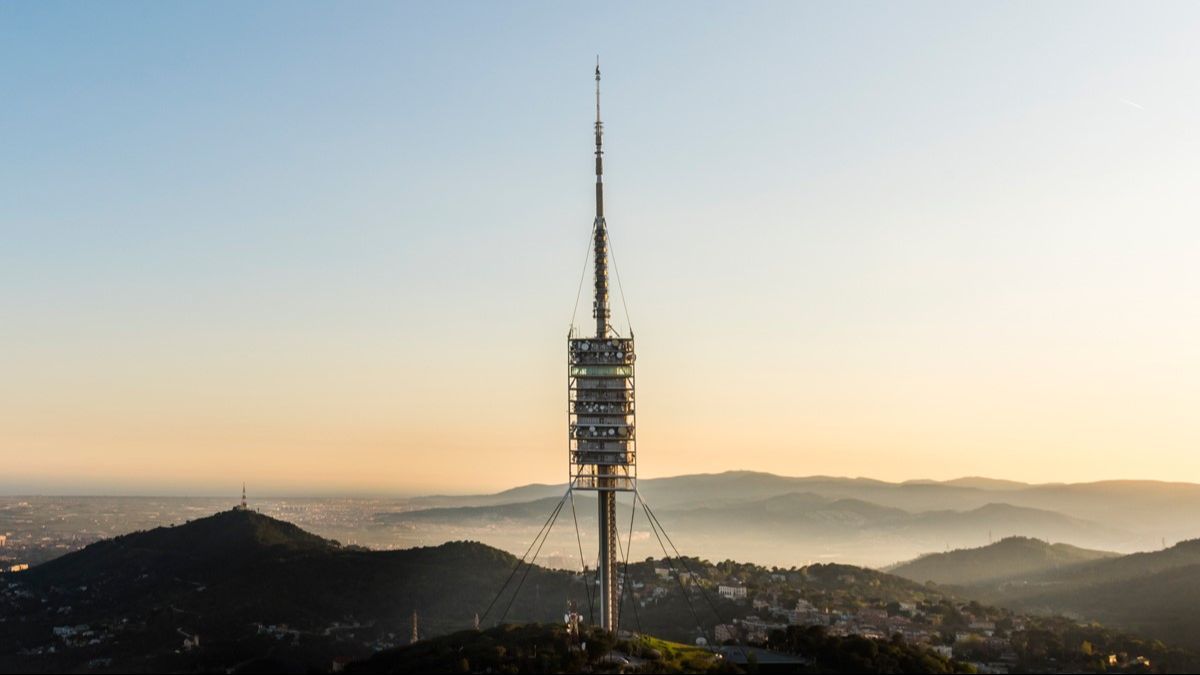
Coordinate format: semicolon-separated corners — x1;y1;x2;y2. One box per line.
379;476;1135;568
889;536;1200;651
377;471;1200;651
887;536;1119;586
9;505;1200;672
410;472;1200;538
359;471;1200;571
3;506;988;674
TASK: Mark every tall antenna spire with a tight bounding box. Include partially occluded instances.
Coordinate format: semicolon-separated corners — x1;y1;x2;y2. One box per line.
592;58;610;338
595;56;603;209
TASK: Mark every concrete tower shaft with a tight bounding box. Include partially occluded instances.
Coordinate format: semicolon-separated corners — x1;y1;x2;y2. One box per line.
592;61;617;635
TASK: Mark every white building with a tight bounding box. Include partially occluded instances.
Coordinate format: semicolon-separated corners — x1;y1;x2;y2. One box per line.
718;584;747;600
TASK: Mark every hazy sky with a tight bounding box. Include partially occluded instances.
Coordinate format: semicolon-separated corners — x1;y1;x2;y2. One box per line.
3;2;1199;496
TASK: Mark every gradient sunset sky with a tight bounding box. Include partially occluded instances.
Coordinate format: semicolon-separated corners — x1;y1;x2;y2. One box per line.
3;2;1199;495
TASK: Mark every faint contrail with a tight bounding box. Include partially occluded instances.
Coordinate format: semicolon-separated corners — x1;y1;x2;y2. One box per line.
1119;98;1146;111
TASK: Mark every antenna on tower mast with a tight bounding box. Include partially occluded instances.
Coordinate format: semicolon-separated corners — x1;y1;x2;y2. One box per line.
592;58;609;338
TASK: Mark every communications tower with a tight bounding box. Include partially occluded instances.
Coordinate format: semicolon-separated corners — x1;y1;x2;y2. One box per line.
568;63;636;633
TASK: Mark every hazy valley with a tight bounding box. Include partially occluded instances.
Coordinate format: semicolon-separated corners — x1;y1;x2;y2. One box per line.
8;471;1200;572
6;506;1200;673
9;471;1200;671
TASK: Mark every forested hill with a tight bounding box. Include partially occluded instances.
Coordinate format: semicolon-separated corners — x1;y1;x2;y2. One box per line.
3;509;585;673
888;536;1118;586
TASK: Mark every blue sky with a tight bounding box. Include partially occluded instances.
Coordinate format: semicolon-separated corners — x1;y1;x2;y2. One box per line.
2;2;1199;495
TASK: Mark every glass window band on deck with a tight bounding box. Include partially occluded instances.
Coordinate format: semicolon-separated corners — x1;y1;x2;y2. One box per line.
569;364;634;377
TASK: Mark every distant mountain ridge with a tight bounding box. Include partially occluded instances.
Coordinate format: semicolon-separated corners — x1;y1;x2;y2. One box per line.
412;471;1200;523
376;479;1133;568
909;477;1033;491
382;471;1200;561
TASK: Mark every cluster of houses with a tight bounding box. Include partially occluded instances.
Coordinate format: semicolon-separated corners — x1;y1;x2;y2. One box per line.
622;562;1155;675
